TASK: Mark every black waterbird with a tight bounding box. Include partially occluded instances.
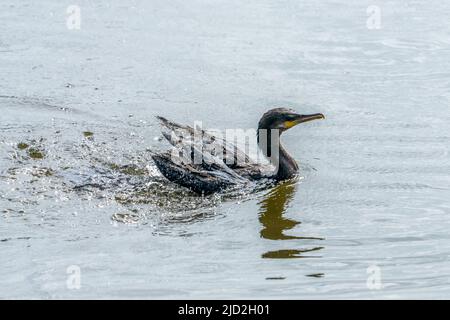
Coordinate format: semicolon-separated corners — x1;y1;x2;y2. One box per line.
151;108;324;194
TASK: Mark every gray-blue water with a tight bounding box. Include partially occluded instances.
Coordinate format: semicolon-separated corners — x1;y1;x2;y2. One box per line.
1;0;449;299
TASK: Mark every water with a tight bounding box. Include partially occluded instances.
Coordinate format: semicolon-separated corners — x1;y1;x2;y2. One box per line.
1;0;450;299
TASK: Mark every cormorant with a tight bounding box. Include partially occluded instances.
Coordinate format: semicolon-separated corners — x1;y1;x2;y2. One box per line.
151;108;324;194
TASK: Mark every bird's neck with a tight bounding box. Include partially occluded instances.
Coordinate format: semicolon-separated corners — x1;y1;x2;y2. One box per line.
276;144;299;180
257;129;299;180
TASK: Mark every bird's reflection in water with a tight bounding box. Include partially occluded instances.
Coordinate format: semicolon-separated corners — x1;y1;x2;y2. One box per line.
258;179;324;259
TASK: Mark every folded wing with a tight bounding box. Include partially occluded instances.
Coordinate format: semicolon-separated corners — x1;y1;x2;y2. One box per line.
151;116;270;194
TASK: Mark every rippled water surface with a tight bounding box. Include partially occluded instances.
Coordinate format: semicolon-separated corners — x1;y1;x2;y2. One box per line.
1;0;450;299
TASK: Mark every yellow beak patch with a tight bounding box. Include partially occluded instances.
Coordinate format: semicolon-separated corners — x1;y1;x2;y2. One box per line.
283;120;299;129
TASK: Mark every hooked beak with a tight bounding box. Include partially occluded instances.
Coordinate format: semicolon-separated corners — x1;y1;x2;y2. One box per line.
284;113;325;129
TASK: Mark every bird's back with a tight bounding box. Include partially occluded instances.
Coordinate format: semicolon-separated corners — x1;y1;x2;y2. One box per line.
151;116;268;194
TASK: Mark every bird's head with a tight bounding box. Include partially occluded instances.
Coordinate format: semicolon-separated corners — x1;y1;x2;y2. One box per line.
258;107;325;133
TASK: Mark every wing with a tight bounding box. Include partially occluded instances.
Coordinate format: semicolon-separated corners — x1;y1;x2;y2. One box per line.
156;116;253;169
152;116;272;194
151;151;246;194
